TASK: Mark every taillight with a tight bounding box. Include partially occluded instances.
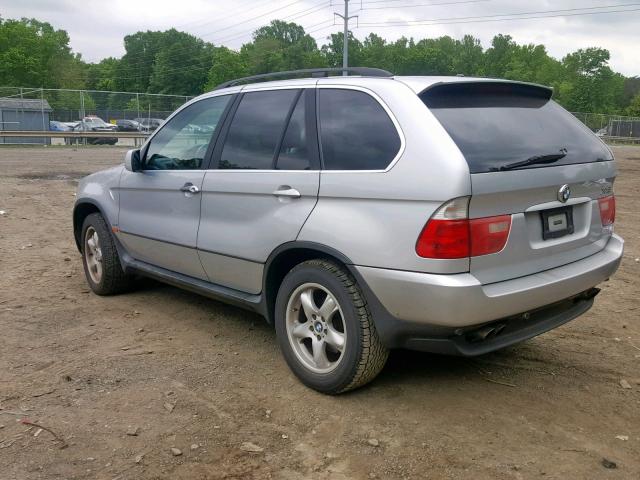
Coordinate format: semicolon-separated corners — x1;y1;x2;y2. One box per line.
598;195;615;227
416;197;512;259
416;219;470;258
469;215;512;256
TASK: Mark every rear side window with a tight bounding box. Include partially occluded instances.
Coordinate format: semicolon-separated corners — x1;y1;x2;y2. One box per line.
276;93;310;170
220;89;299;169
319;89;401;170
422;83;612;174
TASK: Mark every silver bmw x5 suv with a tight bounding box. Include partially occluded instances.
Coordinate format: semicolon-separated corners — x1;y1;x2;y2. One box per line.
73;68;623;394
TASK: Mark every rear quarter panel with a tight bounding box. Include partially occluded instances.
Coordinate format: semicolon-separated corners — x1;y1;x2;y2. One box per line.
298;79;471;273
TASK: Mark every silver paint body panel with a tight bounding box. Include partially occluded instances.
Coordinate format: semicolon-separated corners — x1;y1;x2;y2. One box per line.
357;234;623;328
197;170;320;293
468;161;617;284
75;165;123;227
118;169;208;280
74;75;624;334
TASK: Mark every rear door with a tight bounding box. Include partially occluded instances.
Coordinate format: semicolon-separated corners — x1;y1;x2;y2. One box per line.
197;87;320;294
118;94;232;279
422;82;616;284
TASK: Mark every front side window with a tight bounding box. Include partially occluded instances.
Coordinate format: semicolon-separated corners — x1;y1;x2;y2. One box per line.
220;89;300;169
319;89;401;170
144;95;230;170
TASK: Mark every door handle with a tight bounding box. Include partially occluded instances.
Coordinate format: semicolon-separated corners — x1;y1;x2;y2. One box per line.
180;182;200;194
272;186;301;198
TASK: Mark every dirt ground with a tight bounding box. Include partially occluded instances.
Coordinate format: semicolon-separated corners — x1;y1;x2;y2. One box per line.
0;145;639;480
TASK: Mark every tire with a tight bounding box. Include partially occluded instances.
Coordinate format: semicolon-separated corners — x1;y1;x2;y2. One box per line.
81;213;133;295
275;259;389;394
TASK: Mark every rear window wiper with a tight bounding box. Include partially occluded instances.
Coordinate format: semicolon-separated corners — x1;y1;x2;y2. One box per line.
495;148;568;171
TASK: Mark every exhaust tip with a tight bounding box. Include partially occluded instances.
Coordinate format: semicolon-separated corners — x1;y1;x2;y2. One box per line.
466;323;506;343
574;287;600;303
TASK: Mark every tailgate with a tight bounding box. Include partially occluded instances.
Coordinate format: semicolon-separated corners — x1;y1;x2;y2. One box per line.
469;163;616;284
421;80;617;284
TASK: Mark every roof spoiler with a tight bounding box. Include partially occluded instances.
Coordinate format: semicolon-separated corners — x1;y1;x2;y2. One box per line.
420;80;553;101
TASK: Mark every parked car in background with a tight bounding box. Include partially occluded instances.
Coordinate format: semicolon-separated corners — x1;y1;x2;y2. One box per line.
134;117;164;132
73;116;118;145
115;119;142;132
49;120;72;132
49;120;75;144
73;68;623;394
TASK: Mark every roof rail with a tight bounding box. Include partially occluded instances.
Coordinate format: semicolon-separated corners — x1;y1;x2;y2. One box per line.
213;67;394;90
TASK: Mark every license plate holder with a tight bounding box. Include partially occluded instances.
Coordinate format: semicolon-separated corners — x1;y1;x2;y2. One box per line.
541;206;574;240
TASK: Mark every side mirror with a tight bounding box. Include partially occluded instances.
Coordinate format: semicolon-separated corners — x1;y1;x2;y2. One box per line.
124;149;141;172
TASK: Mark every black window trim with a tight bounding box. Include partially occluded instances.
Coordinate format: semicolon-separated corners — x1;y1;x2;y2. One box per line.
203;93;242;170
316;85;405;173
274;88;320;171
272;89;303;169
211;87;321;171
139;92;237;172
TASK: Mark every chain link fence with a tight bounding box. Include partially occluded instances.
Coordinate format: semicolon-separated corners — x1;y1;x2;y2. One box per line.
570;111;640;142
0;87;194;145
0;86;192;124
1;86;639;145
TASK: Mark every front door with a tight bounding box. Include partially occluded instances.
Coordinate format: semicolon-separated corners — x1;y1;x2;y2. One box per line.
118;94;233;279
197;87;321;293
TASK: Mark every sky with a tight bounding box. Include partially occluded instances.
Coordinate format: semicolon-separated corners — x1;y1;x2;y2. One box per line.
3;0;639;76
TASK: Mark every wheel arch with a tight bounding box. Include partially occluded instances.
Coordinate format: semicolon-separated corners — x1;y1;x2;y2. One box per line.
73;199;109;252
262;242;354;324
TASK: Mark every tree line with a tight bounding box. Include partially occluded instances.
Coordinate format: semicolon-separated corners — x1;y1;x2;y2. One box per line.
1;17;640;115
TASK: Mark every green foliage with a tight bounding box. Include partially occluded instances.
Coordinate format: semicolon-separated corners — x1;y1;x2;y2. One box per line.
241;20;326;74
1;16;636;115
0;17;85;88
148;31;212;95
116;29;212;95
205;47;248;90
559;48;625;113
626;93;640;117
86;58;119;91
46;90;96;114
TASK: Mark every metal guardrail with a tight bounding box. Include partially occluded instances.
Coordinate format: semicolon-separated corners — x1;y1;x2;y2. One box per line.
0;130;149;139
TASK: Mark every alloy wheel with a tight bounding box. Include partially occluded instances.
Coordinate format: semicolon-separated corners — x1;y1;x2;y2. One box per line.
84;226;103;284
285;283;347;373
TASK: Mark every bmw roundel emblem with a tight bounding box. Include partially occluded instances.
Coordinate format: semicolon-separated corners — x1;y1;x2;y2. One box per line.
558;184;571;203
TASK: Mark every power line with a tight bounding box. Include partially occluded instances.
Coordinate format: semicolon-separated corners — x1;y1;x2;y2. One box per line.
357;2;640;26
72;2;640;85
111;23;334;83
119;1;331;66
103;15;337;83
360;0;491;11
193;0;311;40
210;1;332;45
167;0;282;31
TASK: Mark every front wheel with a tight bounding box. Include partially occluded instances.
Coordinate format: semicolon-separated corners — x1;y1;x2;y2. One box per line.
275;259;389;394
81;213;133;295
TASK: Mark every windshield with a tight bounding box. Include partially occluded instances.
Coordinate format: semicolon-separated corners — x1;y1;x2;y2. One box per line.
421;83;612;174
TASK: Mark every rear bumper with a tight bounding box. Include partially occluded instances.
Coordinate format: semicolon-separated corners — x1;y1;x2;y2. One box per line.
354;234;623;354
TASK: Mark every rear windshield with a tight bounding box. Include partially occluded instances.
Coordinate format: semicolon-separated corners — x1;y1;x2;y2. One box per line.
421;83;612;174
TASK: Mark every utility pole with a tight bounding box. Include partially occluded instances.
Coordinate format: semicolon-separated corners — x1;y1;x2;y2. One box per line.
334;0;358;75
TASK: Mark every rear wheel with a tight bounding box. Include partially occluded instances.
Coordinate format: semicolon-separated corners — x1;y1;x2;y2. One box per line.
275;259;388;394
81;213;133;295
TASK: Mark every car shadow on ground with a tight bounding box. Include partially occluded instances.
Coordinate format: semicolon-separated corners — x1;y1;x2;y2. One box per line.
127;277;537;393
